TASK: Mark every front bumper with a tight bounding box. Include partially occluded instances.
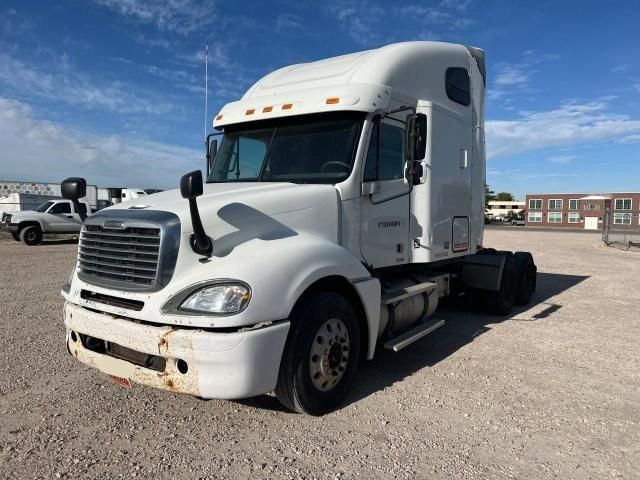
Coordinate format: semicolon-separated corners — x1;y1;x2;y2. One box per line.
0;222;18;232
64;301;290;399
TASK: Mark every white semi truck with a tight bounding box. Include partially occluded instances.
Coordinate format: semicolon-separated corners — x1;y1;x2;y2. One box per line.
60;42;536;415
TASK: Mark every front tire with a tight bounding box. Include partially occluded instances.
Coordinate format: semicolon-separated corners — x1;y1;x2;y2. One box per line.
20;225;43;246
11;232;20;241
275;292;360;415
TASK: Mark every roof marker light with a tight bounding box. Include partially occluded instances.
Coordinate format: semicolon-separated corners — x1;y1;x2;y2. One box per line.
245;108;255;115
282;103;293;110
263;106;273;113
326;97;340;105
215;114;223;120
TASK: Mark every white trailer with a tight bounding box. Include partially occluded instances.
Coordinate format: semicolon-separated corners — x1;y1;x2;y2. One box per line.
60;42;536;415
0;180;98;210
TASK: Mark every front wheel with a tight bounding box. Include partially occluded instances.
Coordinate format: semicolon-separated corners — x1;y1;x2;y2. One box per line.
275;292;360;415
20;225;43;246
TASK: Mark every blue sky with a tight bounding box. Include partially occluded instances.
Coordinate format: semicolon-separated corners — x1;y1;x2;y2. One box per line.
0;0;639;197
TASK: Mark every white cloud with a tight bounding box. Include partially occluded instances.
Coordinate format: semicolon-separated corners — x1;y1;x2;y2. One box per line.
489;50;558;101
611;64;630;73
548;154;577;164
495;65;529;87
276;13;303;32
90;0;216;35
0;51;179;115
326;0;385;46
0;97;200;188
486;101;640;158
620;134;640;144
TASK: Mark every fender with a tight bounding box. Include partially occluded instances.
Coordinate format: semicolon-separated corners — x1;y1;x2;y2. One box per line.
175;234;382;354
17;219;44;232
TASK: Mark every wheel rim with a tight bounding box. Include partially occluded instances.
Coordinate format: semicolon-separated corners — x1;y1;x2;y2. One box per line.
309;318;350;392
27;230;37;241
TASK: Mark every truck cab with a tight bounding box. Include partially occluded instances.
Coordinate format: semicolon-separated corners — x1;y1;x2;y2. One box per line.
61;42;536;414
4;198;90;245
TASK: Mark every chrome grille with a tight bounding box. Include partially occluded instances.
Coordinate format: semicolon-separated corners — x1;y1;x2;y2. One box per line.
76;210;180;292
79;225;161;286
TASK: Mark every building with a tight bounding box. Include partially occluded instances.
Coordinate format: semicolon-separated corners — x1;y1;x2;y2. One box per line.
524;193;640;229
486;200;525;219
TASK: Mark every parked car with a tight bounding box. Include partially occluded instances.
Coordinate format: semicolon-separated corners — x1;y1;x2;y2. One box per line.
512;219;525;226
1;199;91;245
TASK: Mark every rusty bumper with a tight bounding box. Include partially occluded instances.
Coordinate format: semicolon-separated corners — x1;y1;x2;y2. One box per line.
64;301;290;399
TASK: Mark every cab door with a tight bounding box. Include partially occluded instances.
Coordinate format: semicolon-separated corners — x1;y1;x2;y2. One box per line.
359;119;410;268
46;202;76;232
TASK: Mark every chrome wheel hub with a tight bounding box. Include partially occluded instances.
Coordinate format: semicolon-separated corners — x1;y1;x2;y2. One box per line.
309;318;350;392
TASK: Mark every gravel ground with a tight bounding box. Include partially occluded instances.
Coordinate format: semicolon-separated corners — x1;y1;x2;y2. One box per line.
0;229;638;479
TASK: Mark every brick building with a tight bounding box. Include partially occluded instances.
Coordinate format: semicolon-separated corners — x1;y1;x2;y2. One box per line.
524;193;640;230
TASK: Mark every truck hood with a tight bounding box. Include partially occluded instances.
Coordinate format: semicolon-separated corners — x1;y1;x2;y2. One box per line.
104;182;341;249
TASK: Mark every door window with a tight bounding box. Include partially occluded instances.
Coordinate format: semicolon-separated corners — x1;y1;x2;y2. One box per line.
50;203;71;214
363;123;404;182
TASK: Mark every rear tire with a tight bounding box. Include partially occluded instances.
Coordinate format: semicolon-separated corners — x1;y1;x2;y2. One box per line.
472;254;517;315
514;252;536;305
11;232;20;241
20;225;43;246
275;291;360;415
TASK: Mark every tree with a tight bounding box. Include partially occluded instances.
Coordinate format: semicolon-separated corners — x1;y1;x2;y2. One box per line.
506;210;518;221
485;184;496;209
495;192;515;201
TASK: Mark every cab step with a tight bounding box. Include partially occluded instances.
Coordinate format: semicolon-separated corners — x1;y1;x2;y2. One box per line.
383;318;445;352
381;281;436;305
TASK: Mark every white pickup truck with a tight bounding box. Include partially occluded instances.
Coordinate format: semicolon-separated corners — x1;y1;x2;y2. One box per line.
2;199;90;245
60;41;536;415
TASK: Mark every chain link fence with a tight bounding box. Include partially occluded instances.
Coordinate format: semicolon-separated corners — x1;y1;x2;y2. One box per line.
603;209;640;250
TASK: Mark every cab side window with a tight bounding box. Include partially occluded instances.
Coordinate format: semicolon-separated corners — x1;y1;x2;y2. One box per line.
50;202;71;214
363;123;404;182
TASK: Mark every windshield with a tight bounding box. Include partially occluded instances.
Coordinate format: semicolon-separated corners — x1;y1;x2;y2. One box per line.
36;201;55;212
207;112;364;184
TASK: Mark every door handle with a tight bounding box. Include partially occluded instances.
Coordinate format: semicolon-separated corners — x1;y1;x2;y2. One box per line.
459;149;468;169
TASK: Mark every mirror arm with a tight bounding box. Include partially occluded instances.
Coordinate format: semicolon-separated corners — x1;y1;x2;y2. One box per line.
188;198;213;257
72;200;87;222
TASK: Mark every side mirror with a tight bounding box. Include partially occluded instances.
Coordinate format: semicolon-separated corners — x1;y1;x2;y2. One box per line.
179;170;212;257
61;177;87;201
61;177;88;221
404;113;427;161
180;170;204;199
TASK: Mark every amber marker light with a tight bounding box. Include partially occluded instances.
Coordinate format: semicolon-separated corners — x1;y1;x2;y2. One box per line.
263;106;273;113
282;103;293;110
325;97;340;104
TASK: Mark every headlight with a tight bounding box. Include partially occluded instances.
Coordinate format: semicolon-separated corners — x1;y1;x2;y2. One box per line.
179;283;251;314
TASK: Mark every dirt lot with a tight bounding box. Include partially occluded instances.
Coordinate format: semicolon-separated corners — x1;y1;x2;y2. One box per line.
0;229;638;479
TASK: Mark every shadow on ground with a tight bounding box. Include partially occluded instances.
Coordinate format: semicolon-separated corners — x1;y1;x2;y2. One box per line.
242;271;588;413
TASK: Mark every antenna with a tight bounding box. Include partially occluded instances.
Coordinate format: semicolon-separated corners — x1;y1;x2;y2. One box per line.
204;41;208;141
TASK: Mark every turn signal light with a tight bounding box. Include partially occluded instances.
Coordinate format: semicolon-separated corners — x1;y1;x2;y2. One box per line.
215;114;223;120
263;106;273;113
282;103;293;110
326;97;340;104
245;108;255;115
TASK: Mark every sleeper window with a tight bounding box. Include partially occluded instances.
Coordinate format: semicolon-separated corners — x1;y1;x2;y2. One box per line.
445;67;470;106
364;123;405;182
